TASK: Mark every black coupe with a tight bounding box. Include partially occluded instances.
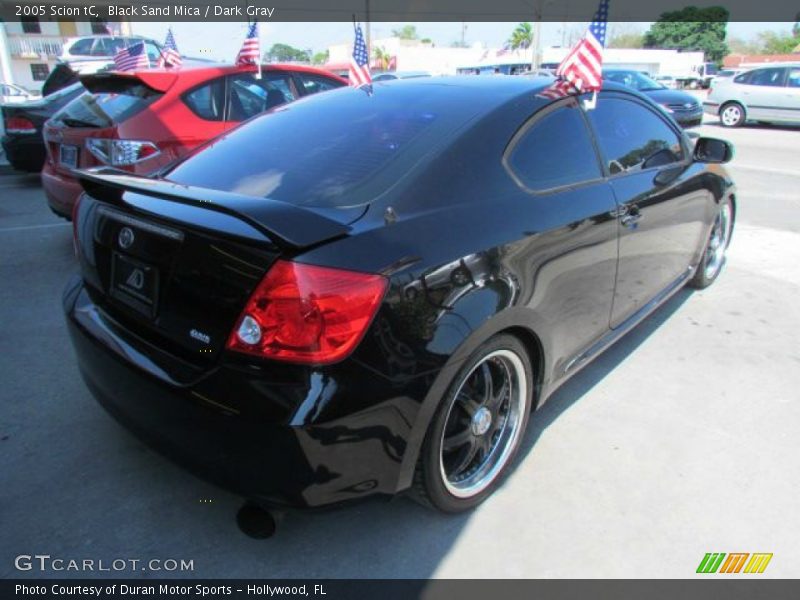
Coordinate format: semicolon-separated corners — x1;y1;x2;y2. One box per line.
65;77;735;513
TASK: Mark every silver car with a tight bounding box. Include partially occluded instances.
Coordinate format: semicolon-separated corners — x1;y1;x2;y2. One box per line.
704;63;800;127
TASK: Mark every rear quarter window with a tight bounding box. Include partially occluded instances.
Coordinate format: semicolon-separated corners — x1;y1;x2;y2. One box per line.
183;78;226;121
504;103;602;191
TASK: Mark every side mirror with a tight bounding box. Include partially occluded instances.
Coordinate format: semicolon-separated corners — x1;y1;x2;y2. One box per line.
693;137;734;164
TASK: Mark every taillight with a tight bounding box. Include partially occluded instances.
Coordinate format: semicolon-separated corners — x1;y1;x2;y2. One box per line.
85;138;160;166
5;116;36;134
227;260;388;365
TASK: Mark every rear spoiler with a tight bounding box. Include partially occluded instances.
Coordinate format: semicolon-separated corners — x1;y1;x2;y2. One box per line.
79;70;178;94
76;167;350;250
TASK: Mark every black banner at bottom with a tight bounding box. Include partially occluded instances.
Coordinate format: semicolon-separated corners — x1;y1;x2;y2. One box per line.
4;579;800;600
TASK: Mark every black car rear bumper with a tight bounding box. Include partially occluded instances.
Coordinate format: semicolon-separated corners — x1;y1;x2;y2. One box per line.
2;134;46;172
63;277;421;509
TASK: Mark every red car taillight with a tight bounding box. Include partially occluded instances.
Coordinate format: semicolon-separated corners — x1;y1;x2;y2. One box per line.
227;260;388;365
85;138;160;166
5;116;36;134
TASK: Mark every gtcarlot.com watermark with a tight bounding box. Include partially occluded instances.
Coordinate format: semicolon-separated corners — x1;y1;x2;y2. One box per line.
14;554;194;573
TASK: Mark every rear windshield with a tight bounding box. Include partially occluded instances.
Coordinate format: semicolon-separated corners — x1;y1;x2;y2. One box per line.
52;81;161;128
167;84;485;209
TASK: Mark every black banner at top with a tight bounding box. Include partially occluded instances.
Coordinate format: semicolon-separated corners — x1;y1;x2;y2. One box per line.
0;0;798;22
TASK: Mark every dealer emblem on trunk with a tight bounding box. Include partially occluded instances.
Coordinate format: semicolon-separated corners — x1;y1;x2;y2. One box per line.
118;227;135;249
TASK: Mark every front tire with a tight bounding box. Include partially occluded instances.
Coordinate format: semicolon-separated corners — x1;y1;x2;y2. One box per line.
720;102;745;127
412;334;533;512
689;197;734;289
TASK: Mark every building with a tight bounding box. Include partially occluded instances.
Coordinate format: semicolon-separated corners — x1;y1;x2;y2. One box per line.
0;16;131;93
723;53;800;68
325;37;503;77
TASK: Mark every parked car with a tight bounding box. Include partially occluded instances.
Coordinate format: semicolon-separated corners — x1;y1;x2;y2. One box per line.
603;69;703;127
654;75;678;89
59;35;164;73
42;64;346;219
372;70;432;81
1;83;40;105
2;83;85;172
704;63;800;127
708;68;744;88
65;78;735;514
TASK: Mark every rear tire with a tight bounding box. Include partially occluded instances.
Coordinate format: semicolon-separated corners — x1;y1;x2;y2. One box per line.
411;334;534;513
689;197;734;289
719;102;745;128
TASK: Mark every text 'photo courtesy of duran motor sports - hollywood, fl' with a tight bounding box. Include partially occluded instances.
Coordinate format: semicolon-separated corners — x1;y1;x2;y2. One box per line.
1;0;800;597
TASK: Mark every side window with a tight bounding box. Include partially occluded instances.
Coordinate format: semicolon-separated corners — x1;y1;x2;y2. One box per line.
786;68;800;88
225;73;297;122
587;97;684;175
69;38;95;56
505;104;602;191
183;78;227;121
295;73;343;96
144;42;161;64
747;68;786;87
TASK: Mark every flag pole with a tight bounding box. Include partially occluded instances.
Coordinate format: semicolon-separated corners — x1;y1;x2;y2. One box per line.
255;20;262;79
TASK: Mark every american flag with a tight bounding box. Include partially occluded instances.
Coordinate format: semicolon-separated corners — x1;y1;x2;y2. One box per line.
236;22;260;66
555;0;609;93
158;28;182;68
537;79;579;100
114;41;149;72
349;24;371;87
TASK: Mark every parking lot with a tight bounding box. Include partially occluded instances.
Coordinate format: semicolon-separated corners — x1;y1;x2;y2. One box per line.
1;114;799;579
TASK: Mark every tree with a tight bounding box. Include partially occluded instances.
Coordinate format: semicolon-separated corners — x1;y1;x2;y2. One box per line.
644;7;729;63
311;50;329;65
756;31;800;54
373;46;391;70
608;33;644;48
726;36;760;55
264;43;309;63
508;22;533;50
392;25;418;40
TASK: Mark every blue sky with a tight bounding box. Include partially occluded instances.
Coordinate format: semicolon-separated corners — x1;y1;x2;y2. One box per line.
132;21;795;62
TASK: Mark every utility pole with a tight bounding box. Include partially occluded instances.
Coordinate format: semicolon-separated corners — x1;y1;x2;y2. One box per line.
365;0;371;59
461;22;467;47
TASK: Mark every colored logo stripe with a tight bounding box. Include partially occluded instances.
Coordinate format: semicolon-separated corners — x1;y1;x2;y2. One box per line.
697;552;773;574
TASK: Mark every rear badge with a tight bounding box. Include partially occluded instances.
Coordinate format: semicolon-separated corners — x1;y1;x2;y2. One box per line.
118;227;135;249
190;329;211;345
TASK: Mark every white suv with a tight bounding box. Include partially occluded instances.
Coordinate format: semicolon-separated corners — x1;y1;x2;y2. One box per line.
704;63;800;127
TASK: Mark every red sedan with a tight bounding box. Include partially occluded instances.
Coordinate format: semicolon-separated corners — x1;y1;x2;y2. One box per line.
42;64;346;218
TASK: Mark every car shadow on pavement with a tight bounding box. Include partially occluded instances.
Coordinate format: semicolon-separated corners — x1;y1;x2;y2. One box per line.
518;287;694;458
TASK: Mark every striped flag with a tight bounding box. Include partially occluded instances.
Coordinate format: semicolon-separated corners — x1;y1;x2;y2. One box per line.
113;41;149;72
158;28;182;68
236;22;260;66
555;0;609;93
349;24;371;87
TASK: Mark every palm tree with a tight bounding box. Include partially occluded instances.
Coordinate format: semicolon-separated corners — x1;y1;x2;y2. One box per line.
373;46;391;71
509;22;533;50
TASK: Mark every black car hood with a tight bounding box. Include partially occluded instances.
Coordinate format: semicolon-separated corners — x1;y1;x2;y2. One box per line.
643;88;699;105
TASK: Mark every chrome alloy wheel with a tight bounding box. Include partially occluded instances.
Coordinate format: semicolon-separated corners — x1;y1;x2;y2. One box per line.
704;201;733;280
439;349;527;498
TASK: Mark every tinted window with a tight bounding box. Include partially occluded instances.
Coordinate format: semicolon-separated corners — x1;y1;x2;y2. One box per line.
745;68;786;87
53;82;161;128
787;68;800;88
506;104;601;191
69;38;95;56
226;73;296;121
183;78;226;121
603;70;665;91
295;73;343;95
587;97;683;175
168;85;487;208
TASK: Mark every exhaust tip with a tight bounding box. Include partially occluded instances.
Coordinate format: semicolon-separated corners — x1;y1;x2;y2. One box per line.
236;502;277;539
